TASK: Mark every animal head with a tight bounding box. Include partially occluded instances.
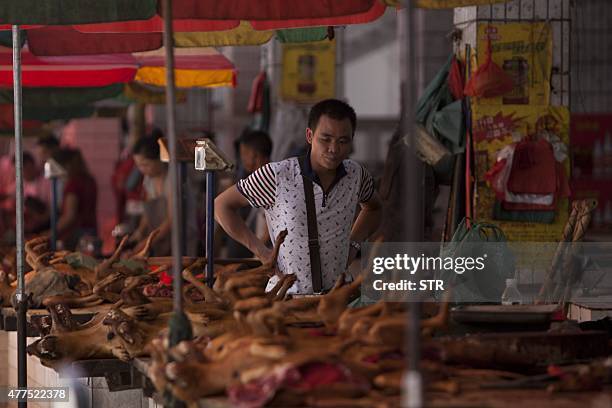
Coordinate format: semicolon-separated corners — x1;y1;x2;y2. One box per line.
103;308;142;346
96;270;125;290
30;315;52;336
27;335;60;361
48;303;76;330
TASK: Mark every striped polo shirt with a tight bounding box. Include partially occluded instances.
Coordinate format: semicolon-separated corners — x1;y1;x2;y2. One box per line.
236;153;374;294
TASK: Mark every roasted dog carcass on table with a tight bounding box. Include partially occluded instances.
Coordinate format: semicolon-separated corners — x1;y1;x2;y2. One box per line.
26;230;292;368
143;273;453;407
27;225;610;407
0;230;162;308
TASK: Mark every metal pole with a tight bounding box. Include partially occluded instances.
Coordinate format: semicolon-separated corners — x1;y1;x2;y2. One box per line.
12;24;27;408
162;0;184;317
205;171;215;287
178;162;186;255
162;11;192;408
400;2;423;407
50;178;58;251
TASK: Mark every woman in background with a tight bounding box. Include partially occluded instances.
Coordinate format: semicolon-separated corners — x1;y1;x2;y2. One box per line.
130;134;199;256
130;136;171;256
52;148;98;250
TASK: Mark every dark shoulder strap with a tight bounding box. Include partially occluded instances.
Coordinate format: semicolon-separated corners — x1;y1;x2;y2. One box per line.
298;157;323;293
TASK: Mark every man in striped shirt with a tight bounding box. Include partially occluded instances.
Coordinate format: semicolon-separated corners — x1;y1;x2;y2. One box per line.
215;99;382;294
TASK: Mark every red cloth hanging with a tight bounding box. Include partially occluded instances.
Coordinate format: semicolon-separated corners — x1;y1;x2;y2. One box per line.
503;162;570;211
507;138;557;195
247;71;266;113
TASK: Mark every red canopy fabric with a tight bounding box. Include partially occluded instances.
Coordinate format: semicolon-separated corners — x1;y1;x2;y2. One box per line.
27;27;163;56
0;47;138;87
250;0;386;30
74;18;239;34
168;0;375;20
0;45;236;89
133;47;234;70
73;0;384;33
133;47;236;88
0;25;42;30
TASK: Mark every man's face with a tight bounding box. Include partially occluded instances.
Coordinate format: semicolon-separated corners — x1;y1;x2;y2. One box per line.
239;144;258;174
306;115;353;171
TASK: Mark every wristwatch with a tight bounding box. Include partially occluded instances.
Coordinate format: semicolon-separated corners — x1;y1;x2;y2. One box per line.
349;241;361;252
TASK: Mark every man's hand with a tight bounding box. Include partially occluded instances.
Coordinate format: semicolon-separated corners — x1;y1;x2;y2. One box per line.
215;185;271;264
253;242;273;265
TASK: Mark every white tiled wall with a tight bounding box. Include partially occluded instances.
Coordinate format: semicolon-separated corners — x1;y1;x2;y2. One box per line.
0;330;8;395
2;332;149;408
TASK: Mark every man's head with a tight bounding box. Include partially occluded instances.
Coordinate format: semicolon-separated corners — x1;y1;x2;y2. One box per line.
35;134;60;165
306;99;356;171
239;130;272;173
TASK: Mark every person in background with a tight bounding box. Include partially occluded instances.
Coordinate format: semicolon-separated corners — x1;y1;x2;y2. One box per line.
111;142;145;233
215;99;382;294
34;133;63;209
0;152;51;241
130;135;198;256
239;130;273;175
22;151;51;207
35;134;60;167
51;148;98;250
22;152;50;234
226;130;273;258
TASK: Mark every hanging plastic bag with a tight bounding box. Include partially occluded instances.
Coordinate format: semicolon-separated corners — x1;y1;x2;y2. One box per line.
437;218;515;303
484;145;515;201
464;36;514;98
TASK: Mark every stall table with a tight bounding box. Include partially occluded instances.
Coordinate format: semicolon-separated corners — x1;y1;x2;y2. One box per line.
1;304;109;336
132;357;612;408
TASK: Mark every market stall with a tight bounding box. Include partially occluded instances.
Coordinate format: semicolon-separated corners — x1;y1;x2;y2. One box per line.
1;0;612;407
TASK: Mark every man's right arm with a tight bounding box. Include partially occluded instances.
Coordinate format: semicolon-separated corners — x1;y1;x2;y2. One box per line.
214;185;271;261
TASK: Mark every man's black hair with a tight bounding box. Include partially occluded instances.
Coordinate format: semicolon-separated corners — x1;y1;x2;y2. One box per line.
133;136;160;161
239;130;273;158
307;99;357;136
36;134;60;150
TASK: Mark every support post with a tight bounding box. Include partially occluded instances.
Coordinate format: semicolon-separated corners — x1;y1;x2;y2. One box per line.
12;24;28;408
